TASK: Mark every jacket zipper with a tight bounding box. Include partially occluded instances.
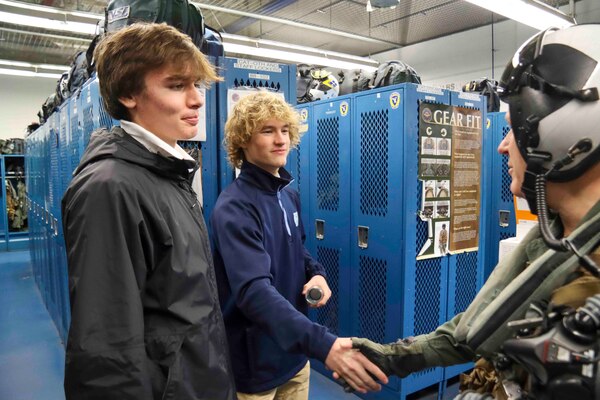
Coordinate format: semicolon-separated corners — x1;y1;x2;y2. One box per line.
276;189;292;237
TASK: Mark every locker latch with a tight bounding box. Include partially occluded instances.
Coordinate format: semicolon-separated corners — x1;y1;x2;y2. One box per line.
499;210;510;227
315;219;325;240
358;226;369;249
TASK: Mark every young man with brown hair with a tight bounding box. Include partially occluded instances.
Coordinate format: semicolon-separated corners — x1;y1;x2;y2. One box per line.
211;91;387;399
61;23;235;399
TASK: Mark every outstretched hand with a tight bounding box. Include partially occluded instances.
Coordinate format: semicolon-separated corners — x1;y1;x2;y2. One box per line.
325;338;388;393
350;336;427;379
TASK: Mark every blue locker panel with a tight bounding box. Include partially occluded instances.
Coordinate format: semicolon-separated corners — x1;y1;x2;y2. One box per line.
485;112;516;279
48;112;61;218
217;57;296;192
286;148;299;192
43;120;54;319
55;233;70;343
68;93;82;182
58;102;70;199
351;86;407;395
198;71;219;224
84;76;119;149
295;104;313;336
286;64;300;188
294;103;312;231
309;97;353;340
79;78;95;160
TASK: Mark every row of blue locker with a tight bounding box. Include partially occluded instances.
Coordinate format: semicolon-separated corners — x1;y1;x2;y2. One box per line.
25;60;516;399
295;85;515;399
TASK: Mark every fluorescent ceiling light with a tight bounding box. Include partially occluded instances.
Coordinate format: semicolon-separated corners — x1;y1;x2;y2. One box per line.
193;2;392;46
0;0;101;22
0;59;68;72
464;0;575;30
0;1;378;71
222;35;378;71
0;67;61;79
224;43;377;71
0;11;97;35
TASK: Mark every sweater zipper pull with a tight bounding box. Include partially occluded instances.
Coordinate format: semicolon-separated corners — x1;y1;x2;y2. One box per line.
277;190;292;236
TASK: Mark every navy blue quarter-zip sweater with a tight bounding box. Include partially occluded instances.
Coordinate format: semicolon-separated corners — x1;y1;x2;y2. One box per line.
211;161;336;393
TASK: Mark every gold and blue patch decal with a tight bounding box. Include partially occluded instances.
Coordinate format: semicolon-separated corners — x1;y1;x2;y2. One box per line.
390;92;401;109
340;101;349;117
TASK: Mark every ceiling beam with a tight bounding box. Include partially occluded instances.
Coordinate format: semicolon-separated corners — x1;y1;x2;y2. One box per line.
192;2;398;46
223;0;299;34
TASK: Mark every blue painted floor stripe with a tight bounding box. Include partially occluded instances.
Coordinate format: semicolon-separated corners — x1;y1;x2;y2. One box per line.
310;368;362;399
0;250;65;400
0;250;363;399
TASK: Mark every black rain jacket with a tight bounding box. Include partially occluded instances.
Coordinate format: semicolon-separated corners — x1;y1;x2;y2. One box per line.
61;127;236;399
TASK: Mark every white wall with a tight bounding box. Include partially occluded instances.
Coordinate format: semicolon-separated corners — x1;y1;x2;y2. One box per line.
374;20;537;91
0;74;57;140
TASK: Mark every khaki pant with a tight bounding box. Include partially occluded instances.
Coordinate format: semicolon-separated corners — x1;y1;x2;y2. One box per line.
237;361;310;400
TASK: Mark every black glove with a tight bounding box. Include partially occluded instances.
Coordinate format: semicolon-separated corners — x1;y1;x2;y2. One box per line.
352;337;427;378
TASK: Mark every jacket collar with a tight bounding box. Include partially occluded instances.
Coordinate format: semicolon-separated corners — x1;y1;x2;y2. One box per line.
120;120;194;161
75;126;197;183
239;161;292;193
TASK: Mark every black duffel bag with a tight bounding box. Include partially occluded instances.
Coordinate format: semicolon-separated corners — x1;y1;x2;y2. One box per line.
105;0;190;34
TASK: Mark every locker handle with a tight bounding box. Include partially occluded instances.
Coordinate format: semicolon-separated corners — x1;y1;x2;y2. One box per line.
315;219;325;240
499;210;510;228
358;226;369;249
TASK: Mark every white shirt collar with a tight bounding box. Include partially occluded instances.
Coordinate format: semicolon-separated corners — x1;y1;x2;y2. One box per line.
120;120;194;161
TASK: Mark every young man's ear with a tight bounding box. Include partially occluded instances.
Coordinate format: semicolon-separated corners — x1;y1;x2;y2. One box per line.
118;96;137;110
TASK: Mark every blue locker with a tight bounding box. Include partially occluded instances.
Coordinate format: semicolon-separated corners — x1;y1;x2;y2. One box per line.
79;78;95;159
67;93;82;182
310;96;353;334
484;112;516;280
294;104;313;317
58;101;70;199
81;76;119;150
295;103;312;223
305;96;354;378
197;69;219;224
47;112;59;218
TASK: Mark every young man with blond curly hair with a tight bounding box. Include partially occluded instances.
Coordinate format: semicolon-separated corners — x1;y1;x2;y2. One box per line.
211;91;386;399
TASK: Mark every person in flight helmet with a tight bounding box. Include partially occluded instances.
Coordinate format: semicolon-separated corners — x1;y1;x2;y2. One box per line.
347;24;600;398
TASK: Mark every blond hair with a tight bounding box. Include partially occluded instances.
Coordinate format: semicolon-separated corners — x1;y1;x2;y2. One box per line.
224;92;301;168
94;23;220;120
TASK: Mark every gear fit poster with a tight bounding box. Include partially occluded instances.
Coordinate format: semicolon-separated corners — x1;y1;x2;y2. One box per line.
417;102;482;259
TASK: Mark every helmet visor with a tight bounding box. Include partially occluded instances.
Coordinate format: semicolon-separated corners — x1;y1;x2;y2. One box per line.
498;28;558;99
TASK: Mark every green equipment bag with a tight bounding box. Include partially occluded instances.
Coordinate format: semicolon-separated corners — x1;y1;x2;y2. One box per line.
372;60;422;88
105;0;190;34
187;2;205;49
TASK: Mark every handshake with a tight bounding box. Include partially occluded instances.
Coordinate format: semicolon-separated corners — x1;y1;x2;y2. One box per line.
326;337;426;393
